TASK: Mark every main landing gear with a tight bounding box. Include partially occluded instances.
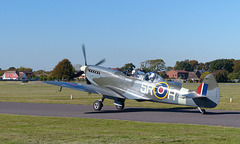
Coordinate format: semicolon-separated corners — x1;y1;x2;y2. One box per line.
198;107;206;114
92;96;125;111
93;96;105;111
93;100;103;111
115;103;125;110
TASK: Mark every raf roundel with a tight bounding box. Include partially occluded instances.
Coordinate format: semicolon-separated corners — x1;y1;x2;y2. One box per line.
153;82;169;99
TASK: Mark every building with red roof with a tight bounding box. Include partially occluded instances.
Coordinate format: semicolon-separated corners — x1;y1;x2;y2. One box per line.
2;71;27;80
167;70;189;79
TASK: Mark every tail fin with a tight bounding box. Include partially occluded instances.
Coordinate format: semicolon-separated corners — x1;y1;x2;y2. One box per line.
196;74;220;108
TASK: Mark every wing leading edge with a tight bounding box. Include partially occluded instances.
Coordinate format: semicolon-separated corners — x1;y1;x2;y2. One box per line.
44;81;124;99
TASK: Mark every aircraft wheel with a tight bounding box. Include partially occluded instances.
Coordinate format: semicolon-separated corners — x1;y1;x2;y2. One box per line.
116;103;125;110
93;100;103;111
201;109;206;114
198;107;206;114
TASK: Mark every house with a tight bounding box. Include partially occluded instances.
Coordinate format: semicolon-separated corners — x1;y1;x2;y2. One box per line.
2;71;19;80
167;70;189;79
167;69;204;83
188;72;200;82
2;71;28;80
75;74;86;81
18;72;27;80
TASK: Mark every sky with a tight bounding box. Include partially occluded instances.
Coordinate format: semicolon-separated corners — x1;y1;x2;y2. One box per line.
1;0;240;71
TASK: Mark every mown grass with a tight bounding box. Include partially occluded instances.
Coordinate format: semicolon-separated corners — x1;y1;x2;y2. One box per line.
1;82;240;143
0;81;239;110
0;114;240;144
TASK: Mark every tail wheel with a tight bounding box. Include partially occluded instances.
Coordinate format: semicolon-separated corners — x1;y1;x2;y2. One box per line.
116;103;125;110
201;109;206;114
93;100;103;111
198;107;206;114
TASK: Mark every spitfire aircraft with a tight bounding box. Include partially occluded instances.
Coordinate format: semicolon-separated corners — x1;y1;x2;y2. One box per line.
45;45;220;114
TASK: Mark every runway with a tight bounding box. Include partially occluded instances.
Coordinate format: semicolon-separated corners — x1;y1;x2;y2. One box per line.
1;102;240;128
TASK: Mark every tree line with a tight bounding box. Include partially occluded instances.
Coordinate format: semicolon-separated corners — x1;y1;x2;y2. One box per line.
1;58;240;82
172;59;240;82
122;59;240;82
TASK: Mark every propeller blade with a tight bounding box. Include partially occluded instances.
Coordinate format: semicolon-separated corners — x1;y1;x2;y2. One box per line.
82;44;87;66
95;58;106;66
75;70;84;77
86;77;91;84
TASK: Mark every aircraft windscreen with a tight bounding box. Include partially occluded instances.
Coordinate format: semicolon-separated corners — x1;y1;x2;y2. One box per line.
143;72;165;82
134;70;145;79
134;71;165;82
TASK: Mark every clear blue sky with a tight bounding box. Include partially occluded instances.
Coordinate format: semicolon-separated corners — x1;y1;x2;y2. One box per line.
1;0;240;71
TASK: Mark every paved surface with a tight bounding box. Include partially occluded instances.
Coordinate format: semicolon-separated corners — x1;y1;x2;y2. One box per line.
1;102;240;128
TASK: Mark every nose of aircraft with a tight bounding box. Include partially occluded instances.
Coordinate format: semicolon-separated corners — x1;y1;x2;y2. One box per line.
80;65;87;73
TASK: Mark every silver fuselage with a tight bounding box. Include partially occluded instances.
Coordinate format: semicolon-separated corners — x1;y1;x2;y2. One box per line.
85;65;218;108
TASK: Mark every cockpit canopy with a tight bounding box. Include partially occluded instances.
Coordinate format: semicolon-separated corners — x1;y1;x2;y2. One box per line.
133;70;165;83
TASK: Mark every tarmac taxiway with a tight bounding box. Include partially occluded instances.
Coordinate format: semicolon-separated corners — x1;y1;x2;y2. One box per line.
0;102;240;128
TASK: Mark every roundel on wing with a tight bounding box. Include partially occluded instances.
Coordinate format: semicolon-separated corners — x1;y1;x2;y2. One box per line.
153;82;169;99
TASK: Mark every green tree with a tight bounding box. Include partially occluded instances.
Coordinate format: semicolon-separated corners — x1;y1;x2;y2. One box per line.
189;60;198;70
204;62;210;71
17;67;33;72
165;66;173;72
197;62;205;70
227;72;239;82
174;60;192;71
51;59;75;81
8;67;16;71
199;71;210;82
209;59;234;73
47;75;54;81
121;63;136;71
0;69;4;76
140;59;165;73
159;71;167;78
213;70;229;83
233;60;240;73
40;75;48;81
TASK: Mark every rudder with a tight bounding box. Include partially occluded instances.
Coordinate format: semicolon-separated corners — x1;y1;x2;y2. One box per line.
202;74;220;108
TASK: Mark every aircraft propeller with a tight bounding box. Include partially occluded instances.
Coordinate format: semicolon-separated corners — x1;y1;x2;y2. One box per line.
75;44;105;85
95;58;106;66
82;44;87;66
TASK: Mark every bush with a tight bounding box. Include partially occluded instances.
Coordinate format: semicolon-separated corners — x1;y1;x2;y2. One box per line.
200;72;210;82
213;70;229;83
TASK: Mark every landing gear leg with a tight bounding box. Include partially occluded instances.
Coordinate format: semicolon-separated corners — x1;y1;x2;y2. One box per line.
101;96;105;102
198;107;206;114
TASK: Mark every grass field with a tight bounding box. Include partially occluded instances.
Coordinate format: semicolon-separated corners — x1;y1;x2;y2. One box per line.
0;81;240;143
0;81;239;110
1;114;240;144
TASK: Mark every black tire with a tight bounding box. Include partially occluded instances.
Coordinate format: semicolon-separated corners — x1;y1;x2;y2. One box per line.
93;100;103;111
201;109;206;114
116;103;125;110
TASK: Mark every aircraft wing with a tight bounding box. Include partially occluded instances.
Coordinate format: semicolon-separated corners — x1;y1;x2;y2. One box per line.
44;81;124;99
